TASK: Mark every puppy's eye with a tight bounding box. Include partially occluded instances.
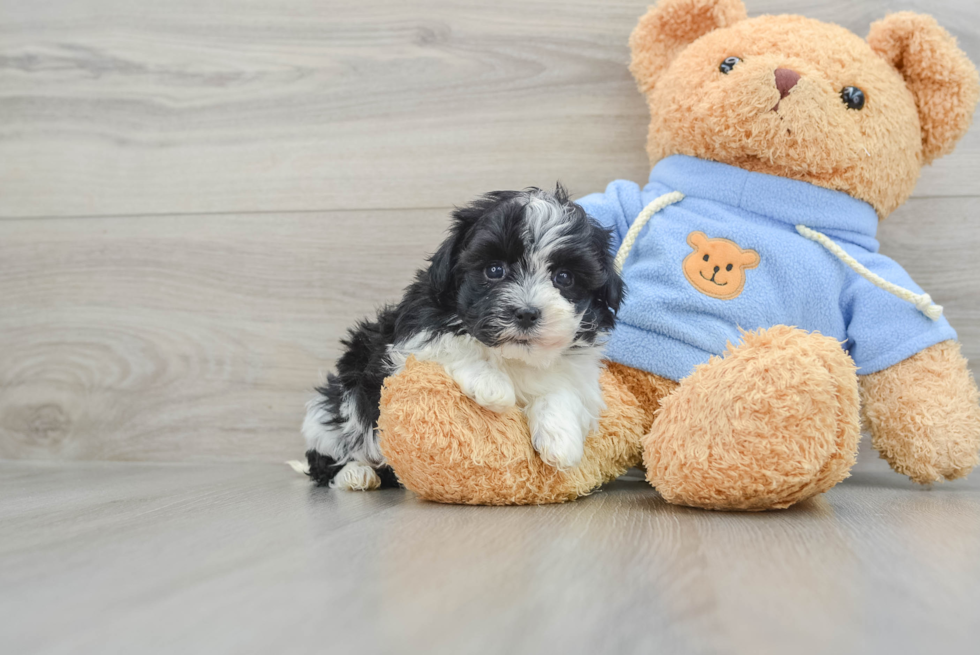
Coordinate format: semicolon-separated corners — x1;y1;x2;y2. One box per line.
485;262;506;280
552;269;574;288
719;57;741;74
726;263;733;271
841;86;865;110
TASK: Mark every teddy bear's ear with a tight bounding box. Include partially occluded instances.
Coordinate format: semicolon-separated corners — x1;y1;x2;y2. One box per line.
867;12;980;164
739;249;760;270
630;0;747;93
687;230;708;248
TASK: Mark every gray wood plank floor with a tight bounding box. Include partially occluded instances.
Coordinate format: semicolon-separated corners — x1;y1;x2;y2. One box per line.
2;452;979;655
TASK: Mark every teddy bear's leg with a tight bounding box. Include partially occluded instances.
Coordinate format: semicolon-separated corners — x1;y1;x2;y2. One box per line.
860;341;980;483
605;362;679;433
377;357;646;505
644;326;861;510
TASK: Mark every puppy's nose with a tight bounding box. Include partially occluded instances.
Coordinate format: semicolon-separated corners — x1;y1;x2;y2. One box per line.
514;307;540;329
774;68;800;99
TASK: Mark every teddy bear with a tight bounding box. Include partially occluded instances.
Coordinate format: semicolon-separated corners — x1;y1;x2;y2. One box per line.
376;0;980;510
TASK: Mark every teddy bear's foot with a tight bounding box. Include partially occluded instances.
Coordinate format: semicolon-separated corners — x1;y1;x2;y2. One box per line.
645;326;861;510
377;357;644;505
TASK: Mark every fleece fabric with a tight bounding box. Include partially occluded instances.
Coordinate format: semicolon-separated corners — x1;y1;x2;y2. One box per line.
577;155;956;382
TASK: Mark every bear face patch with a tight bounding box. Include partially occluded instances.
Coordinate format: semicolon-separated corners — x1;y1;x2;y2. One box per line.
683;231;759;300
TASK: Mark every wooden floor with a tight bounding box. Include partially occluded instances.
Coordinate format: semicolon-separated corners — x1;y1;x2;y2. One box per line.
3;448;979;655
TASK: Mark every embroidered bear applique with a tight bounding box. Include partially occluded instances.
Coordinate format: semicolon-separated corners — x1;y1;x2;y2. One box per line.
683;231;760;300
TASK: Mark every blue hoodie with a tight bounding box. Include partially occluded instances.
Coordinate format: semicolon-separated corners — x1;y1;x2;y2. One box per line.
577;155;956;382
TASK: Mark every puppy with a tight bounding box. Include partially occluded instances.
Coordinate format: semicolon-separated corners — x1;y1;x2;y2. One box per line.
302;186;624;490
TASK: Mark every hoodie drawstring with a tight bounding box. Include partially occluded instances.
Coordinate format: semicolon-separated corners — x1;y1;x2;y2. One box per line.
796;224;943;321
614;191;685;273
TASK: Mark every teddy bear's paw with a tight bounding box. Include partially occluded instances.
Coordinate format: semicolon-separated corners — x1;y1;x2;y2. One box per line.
873;426;980;484
458;368;517;413
876;420;980;484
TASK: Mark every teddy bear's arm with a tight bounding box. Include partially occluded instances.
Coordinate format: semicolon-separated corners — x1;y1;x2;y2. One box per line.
860;340;980;483
377;357;645;505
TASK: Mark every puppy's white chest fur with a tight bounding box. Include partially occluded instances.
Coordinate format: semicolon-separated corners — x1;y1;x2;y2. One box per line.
389;332;606;469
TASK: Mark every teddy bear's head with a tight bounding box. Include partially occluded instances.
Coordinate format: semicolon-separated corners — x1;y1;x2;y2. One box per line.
629;0;979;217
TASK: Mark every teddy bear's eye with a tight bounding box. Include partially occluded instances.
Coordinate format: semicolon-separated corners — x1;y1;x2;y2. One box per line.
703;254;710;262
841;86;866;110
726;264;733;271
719;57;741;74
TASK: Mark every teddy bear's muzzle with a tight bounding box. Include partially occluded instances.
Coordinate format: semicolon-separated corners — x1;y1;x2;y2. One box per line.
772;68;800;110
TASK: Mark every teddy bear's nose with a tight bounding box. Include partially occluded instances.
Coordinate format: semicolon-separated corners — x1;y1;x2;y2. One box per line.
774;68;801;99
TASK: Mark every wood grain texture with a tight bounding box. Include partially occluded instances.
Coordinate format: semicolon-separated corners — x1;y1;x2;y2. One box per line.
1;0;978;218
0;208;449;462
1;459;979;655
878;197;980;361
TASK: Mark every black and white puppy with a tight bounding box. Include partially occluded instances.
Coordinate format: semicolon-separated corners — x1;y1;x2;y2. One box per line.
302;186;624;490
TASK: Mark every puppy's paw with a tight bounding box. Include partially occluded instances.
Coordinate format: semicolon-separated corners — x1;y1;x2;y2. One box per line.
461;370;517;413
527;398;587;470
531;422;586;470
330;461;382;491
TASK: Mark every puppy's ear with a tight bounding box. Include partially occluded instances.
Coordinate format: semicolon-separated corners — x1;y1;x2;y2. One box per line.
630;0;747;93
601;268;625;315
426;231;460;301
868;13;980;164
428;214;473;301
429;193;506;300
553;182;571;206
586;214;626;314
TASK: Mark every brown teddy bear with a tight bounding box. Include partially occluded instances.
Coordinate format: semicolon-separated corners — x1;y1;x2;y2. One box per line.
377;0;980;510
